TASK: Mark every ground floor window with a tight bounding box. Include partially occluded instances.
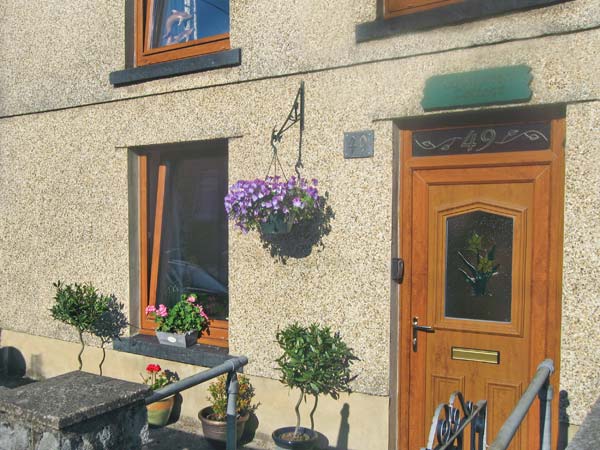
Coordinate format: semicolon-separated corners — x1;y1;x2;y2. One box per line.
137;141;229;347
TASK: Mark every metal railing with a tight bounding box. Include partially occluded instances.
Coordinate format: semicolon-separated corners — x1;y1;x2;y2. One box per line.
489;359;554;450
421;392;487;450
422;359;555;450
145;355;248;450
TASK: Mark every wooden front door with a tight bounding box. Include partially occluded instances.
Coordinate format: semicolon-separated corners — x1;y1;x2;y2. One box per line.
398;116;564;450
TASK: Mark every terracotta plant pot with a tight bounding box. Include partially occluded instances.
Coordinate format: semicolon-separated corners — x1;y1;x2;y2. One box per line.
146;396;175;427
272;426;318;450
156;330;199;347
198;406;249;445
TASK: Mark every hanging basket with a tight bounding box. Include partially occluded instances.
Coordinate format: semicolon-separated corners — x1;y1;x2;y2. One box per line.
260;213;295;235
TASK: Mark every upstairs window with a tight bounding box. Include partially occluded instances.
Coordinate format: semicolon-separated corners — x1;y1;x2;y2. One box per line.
135;0;230;66
385;0;462;18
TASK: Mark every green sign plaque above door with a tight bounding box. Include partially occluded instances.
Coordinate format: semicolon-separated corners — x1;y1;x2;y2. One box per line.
421;65;533;111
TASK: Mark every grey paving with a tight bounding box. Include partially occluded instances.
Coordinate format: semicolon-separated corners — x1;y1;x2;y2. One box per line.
567;396;600;450
143;417;274;450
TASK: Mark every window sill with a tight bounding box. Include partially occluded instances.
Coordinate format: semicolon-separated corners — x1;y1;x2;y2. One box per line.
356;0;571;43
109;48;241;87
113;334;232;368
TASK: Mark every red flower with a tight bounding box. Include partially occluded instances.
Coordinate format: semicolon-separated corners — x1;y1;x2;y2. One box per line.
146;363;161;373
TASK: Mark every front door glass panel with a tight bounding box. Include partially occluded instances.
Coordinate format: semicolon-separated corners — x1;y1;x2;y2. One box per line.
444;210;513;322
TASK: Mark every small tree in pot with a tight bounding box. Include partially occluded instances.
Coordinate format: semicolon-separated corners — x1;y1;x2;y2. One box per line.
273;323;358;449
50;281;117;371
199;373;258;446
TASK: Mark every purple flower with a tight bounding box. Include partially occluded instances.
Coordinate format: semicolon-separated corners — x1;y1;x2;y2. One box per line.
225;176;321;232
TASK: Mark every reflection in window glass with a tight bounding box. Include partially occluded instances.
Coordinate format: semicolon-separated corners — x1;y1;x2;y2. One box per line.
149;0;230;49
444;211;513;323
154;153;229;321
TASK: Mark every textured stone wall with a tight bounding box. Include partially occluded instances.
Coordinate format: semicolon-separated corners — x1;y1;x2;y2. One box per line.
0;371;149;450
561;102;600;425
0;0;598;116
0;0;598;431
0;405;148;450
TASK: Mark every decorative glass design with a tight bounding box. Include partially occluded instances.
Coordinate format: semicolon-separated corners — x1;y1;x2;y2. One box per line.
412;122;550;156
149;0;230;49
445;211;513;322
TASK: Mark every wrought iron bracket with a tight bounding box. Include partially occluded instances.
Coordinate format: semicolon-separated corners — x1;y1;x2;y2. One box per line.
266;82;305;180
271;81;304;144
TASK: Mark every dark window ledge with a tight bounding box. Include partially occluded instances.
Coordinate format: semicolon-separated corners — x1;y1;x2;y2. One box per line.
109;48;241;87
113;334;232;368
356;0;572;43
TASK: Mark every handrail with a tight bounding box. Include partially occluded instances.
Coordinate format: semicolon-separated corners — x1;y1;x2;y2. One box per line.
145;356;248;404
421;359;555;450
145;355;248;450
488;358;554;450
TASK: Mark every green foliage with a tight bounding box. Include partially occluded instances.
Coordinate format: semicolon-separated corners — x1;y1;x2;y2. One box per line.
50;281;122;371
141;367;179;391
276;323;358;399
206;374;258;421
153;295;209;334
458;232;500;296
50;281;110;333
275;323;358;433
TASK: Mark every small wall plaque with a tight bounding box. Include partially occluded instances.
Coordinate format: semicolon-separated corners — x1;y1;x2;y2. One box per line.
421;65;533;111
344;130;374;159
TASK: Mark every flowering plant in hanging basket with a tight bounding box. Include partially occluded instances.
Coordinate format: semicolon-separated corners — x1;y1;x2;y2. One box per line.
224;176;320;234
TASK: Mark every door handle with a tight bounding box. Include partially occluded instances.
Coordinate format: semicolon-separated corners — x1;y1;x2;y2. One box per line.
412;316;435;352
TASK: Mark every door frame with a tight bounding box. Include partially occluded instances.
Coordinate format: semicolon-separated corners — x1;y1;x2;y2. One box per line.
394;106;565;450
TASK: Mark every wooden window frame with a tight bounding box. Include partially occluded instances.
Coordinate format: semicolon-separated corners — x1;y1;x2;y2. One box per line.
135;0;231;67
138;152;229;348
385;0;463;18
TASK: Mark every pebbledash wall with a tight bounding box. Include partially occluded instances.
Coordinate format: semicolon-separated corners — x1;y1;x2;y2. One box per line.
0;1;598;449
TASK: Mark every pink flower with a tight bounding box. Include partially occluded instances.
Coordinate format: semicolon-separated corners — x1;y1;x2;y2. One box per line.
186;295;196;303
157;304;168;317
195;304;209;321
145;305;156;315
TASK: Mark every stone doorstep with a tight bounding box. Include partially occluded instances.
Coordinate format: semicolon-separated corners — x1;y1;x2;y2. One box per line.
0;371;150;430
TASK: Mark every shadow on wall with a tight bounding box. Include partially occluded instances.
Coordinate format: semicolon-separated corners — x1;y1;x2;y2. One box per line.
558;390;570;450
260;193;334;264
0;346;37;388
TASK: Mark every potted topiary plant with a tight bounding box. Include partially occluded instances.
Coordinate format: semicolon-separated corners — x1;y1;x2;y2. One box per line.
50;281;119;371
145;293;210;347
272;323;358;449
224;176;320;235
141;363;180;427
198;373;258;446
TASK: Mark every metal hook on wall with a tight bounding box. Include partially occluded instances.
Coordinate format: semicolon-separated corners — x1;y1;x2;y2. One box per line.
266;81;305;180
